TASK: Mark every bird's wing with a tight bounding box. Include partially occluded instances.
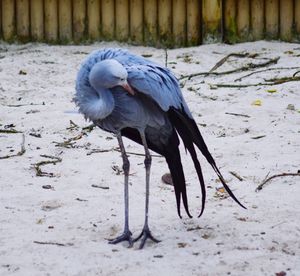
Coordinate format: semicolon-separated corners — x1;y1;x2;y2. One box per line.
125;63;191;115
80;48;187;113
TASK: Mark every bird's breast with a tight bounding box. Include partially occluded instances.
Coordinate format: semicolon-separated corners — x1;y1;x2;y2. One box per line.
96;87;168;134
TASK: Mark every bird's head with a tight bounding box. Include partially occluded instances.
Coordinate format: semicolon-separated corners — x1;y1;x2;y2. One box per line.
89;59;135;95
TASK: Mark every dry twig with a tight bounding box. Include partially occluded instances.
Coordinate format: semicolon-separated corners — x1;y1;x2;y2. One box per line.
165;48;168;68
213;75;300;88
209;52;258;73
0;134;26;160
256;172;300;192
234;66;300;82
225;112;251;118
33;241;73;246
87;148;115;155
53;133;85;148
33;155;62;177
229;171;244;181
54;124;95;148
180;56;279;80
293;70;300;77
87;147;162;158
114;148;162;158
4;103;45;107
82;124;96;133
66;120;79;131
0;129;22;134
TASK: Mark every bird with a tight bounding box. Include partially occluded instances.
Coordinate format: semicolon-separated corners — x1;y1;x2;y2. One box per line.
74;48;246;249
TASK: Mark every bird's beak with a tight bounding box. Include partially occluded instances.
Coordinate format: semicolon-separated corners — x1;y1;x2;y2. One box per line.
122;81;135;95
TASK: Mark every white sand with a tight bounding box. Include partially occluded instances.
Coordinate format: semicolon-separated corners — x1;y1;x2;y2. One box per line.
0;41;299;276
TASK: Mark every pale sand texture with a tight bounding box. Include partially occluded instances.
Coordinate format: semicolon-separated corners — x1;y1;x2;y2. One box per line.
0;41;299;275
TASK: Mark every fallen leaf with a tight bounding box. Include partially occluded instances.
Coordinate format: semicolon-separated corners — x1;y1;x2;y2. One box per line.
216;187;225;193
36;218;44;224
266;89;277;93
41;200;62;211
252;100;262;106
214;187;229;200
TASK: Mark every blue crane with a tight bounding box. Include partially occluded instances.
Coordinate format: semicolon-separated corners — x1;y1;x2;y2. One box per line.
75;48;246;249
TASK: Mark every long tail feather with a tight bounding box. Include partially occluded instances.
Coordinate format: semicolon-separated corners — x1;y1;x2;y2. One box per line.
165;149;192;218
168;110;207;216
169;108;246;211
164;129;192;218
188;145;206;217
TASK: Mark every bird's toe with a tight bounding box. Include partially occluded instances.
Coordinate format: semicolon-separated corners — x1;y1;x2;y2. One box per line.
108;230;133;247
133;227;160;249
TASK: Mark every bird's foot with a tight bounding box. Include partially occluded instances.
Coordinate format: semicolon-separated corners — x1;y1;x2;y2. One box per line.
133;226;160;249
108;230;133;248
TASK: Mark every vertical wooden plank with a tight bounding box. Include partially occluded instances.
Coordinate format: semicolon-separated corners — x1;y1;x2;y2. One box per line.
173;0;186;46
158;0;172;46
130;0;143;44
237;0;250;41
280;0;293;41
87;0;100;40
296;0;300;40
45;0;58;42
202;0;222;43
73;0;86;42
224;0;237;43
265;0;279;39
115;0;129;41
0;2;2;39
31;0;44;41
144;0;157;46
187;0;200;46
2;0;15;41
102;0;115;40
187;0;201;46
251;0;264;40
16;0;30;41
59;0;73;42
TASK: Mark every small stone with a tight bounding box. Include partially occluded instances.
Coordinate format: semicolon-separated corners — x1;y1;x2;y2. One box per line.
287;104;295;111
19;69;27;75
42;185;53;190
161;173;173;186
177;242;187;248
275;271;286;276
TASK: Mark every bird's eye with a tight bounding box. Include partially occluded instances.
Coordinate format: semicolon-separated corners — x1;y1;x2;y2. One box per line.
120;78;125;82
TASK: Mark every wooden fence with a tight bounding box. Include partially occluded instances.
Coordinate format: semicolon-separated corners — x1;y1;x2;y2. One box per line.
1;0;300;47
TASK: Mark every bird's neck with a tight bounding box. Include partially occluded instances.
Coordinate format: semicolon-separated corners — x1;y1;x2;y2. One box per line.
77;87;115;121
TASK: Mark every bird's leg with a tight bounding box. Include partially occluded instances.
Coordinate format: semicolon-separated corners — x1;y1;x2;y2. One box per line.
133;131;160;249
108;133;133;247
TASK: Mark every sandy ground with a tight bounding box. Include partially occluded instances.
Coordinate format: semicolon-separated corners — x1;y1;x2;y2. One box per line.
0;41;299;276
